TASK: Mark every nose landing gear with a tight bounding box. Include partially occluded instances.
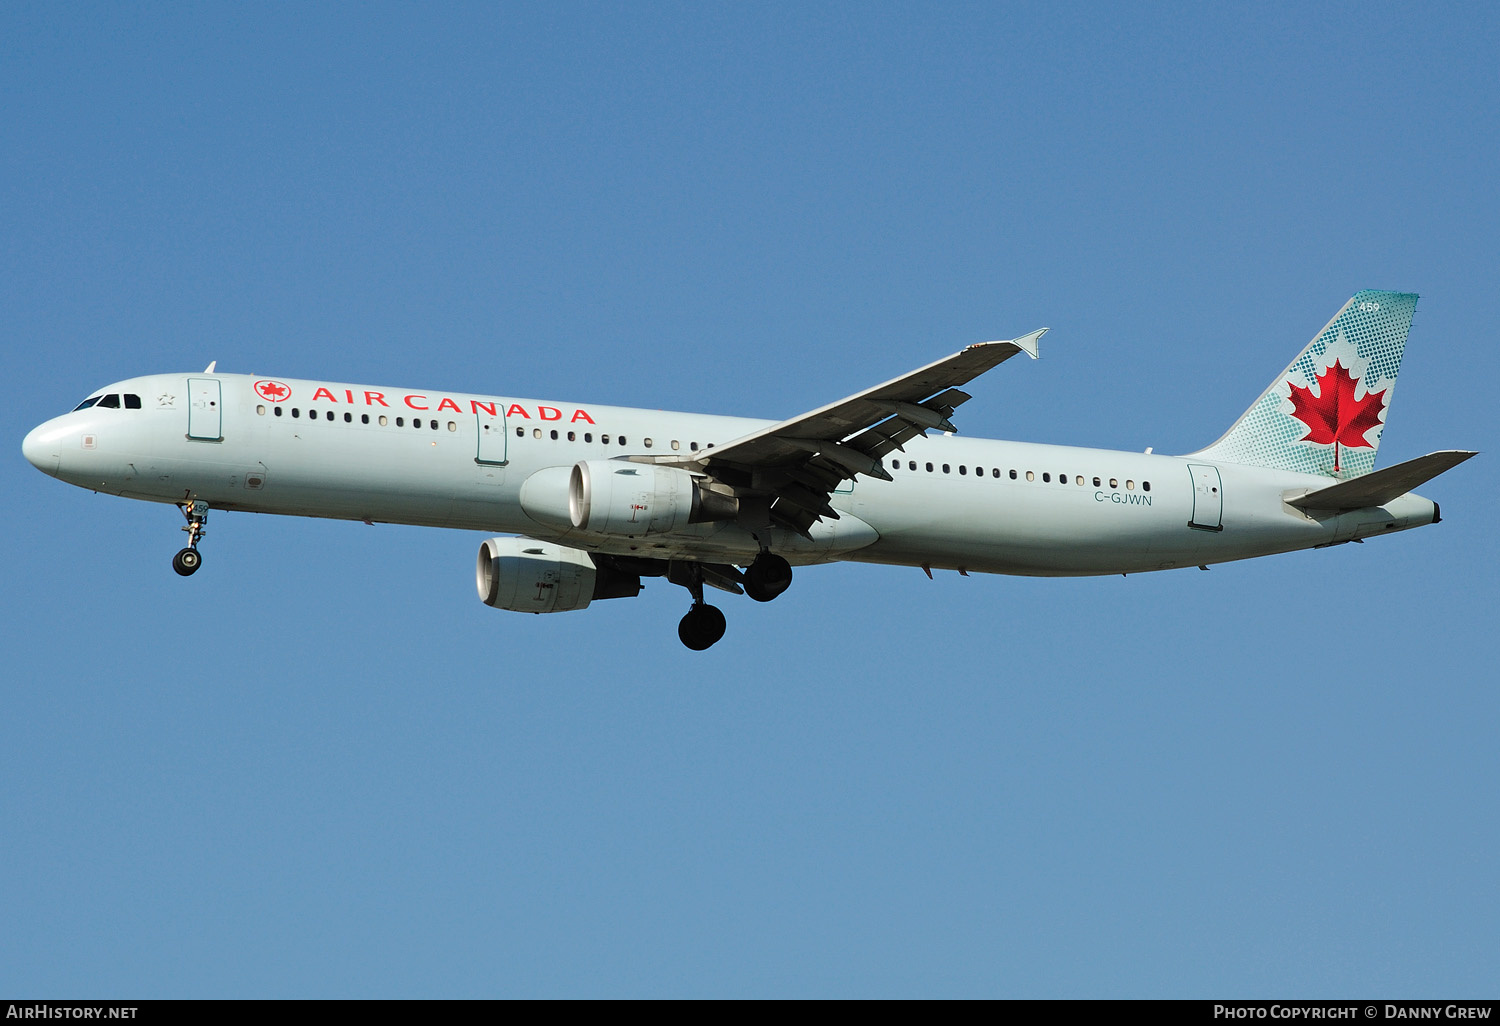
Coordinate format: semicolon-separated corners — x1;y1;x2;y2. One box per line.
173;501;208;576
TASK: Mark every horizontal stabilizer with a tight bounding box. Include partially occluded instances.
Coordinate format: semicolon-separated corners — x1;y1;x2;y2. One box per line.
1287;450;1477;511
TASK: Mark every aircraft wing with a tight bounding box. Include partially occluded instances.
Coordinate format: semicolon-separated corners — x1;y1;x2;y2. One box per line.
642;329;1046;535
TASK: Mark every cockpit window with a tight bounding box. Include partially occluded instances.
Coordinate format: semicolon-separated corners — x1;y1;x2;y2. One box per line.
73;396;101;411
124;394;142;409
96;394;121;409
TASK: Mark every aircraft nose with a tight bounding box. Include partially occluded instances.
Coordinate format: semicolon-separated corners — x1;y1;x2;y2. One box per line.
22;422;61;475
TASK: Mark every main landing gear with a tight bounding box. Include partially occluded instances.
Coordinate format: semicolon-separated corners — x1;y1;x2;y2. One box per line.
743;551;793;603
675;563;727;651
678;602;727;651
172;500;208;577
671;551;795;650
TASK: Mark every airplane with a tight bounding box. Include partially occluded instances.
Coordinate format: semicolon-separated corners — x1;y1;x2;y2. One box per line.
21;290;1475;650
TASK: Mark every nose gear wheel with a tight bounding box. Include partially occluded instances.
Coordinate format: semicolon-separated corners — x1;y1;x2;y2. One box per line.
173;501;209;576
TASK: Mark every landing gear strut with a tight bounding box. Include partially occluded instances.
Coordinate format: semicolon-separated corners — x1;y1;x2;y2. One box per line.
672;562;727;651
744;551;793;603
173;500;208;577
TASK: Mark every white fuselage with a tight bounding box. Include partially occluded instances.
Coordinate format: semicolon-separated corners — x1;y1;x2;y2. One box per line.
22;372;1439;577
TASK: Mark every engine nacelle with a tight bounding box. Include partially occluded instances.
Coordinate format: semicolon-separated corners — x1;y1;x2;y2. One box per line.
569;460;736;537
476;537;641;614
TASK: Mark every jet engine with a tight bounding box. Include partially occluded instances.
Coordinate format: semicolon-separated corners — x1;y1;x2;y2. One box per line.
569;460;737;537
476;537;642;613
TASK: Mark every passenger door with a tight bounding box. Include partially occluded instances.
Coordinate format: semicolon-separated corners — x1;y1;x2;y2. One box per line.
187;378;222;441
475;404;508;465
1188;464;1223;531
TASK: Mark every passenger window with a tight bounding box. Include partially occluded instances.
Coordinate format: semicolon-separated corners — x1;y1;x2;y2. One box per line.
344;412;352;423
1026;471;1034;481
671;440;680;450
959;465;967;476
428;420;437;430
550;429;558;440
1042;473;1050;482
568;431;576;441
602;434;610;444
362;414;370;424
379;415;388;426
448;421;457;432
891;460;900;470
533;428;542;439
124;394;142;409
97;394;121;409
1126;480;1135;490
1009;469;1016;480
1076;476;1084;486
73;396;101;411
1143;481;1151;492
327;411;335;421
1093;477;1101;487
690;442;699;452
585;433;593;443
644;438;653;448
619;436;627;445
396;416;404;426
1109;478;1118;488
274;406;283;417
993;468;1001;478
293;408;301;419
909;461;917;471
942;464;950;474
257;405;266;416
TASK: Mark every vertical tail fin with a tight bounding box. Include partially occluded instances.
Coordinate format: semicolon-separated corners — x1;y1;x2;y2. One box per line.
1191;290;1417;479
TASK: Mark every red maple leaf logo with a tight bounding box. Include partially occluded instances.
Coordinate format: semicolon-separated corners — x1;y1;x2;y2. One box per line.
1286;359;1386;472
255;380;290;401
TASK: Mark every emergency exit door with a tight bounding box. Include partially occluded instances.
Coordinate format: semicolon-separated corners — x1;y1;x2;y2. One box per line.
475;405;508;465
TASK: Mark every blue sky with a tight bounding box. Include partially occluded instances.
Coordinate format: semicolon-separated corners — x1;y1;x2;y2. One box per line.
3;2;1496;997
